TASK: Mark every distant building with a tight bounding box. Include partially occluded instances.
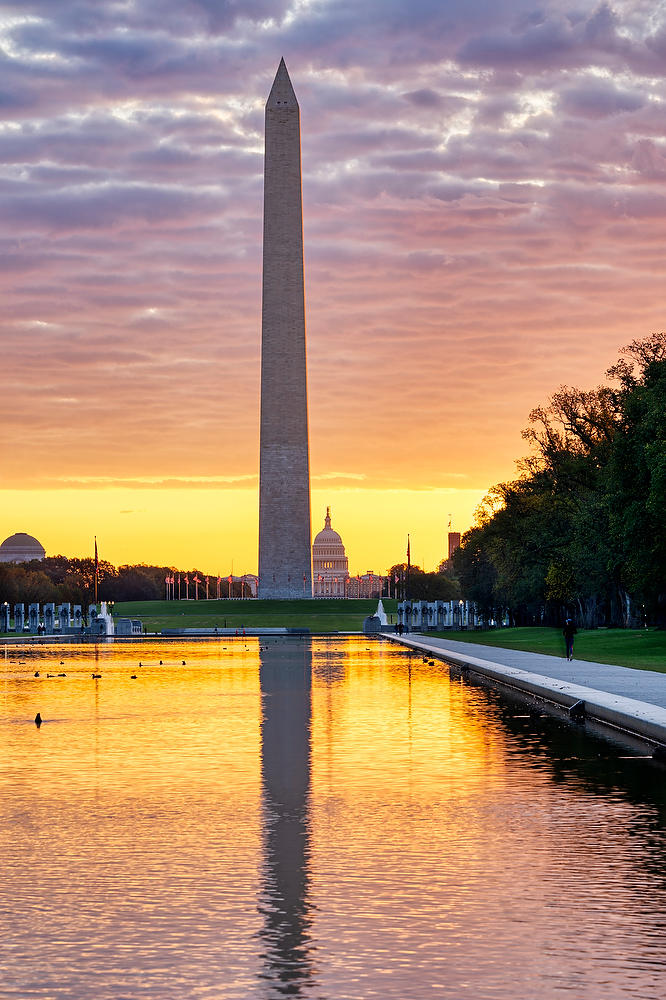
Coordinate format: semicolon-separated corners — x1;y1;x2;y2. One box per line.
346;571;385;599
312;508;350;597
438;531;461;574
234;574;258;598
448;532;460;559
216;575;258;598
0;533;46;563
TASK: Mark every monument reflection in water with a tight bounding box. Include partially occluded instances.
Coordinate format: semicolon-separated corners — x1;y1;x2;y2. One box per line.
258;639;315;994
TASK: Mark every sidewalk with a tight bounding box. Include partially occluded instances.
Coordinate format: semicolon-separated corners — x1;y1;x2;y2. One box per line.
387;633;666;749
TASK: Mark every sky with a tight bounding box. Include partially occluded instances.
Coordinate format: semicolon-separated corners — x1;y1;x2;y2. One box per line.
1;0;665;576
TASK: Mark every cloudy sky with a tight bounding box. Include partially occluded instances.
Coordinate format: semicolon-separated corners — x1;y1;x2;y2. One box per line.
1;0;665;574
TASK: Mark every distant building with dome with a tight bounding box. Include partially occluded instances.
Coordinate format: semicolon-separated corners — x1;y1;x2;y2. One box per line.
312;508;350;597
0;532;46;563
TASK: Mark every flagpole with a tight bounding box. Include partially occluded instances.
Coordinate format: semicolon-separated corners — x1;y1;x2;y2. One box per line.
94;536;98;604
406;533;411;601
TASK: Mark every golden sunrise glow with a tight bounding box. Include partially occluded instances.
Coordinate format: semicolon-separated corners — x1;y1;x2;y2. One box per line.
0;486;485;574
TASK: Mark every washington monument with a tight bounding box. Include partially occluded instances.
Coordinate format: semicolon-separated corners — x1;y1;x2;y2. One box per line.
258;59;312;599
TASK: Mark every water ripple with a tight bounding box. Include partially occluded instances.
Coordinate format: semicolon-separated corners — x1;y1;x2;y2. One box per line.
1;637;665;998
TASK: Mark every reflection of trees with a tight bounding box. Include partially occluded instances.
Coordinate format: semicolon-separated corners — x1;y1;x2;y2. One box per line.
482;680;666;824
258;639;315;995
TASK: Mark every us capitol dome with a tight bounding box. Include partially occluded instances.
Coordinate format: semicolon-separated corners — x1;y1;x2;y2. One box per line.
312;508;350;597
0;532;46;563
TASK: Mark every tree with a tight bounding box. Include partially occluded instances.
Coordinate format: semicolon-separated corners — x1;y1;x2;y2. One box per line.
454;333;666;627
604;334;666;623
452;526;497;619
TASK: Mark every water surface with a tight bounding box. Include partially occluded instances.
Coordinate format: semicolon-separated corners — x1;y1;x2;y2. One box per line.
1;637;665;998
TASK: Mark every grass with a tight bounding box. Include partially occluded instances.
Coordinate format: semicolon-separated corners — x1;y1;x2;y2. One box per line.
427;626;666;672
112;597;398;633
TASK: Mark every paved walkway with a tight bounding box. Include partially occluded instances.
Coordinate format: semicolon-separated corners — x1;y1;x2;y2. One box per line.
386;634;666;747
405;635;666;708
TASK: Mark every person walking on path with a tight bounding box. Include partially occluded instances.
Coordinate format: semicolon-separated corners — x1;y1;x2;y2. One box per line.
563;618;577;661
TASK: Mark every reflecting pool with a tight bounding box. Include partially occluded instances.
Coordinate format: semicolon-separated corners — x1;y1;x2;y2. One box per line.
1;637;665;999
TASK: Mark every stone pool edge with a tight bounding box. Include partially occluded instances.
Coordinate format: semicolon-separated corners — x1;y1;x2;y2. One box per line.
386;635;666;753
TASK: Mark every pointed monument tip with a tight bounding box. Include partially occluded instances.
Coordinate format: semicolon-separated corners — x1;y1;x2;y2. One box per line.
267;57;298;110
276;57;290;79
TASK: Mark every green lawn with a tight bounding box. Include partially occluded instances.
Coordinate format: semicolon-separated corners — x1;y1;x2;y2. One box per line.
428;626;666;672
113;598;397;633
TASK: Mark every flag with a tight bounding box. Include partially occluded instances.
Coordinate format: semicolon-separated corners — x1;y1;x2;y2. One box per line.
94;536;99;602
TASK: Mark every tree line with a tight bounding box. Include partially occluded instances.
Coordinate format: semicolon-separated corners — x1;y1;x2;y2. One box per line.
0;558;247;606
453;333;666;628
0;555;461;607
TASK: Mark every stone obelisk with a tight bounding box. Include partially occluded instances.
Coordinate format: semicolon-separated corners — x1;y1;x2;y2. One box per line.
258;59;312;599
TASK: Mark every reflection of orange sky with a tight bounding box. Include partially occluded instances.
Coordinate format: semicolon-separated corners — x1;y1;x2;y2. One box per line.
2;640;263;812
306;638;659;998
311;641;506;796
4;636;662;996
